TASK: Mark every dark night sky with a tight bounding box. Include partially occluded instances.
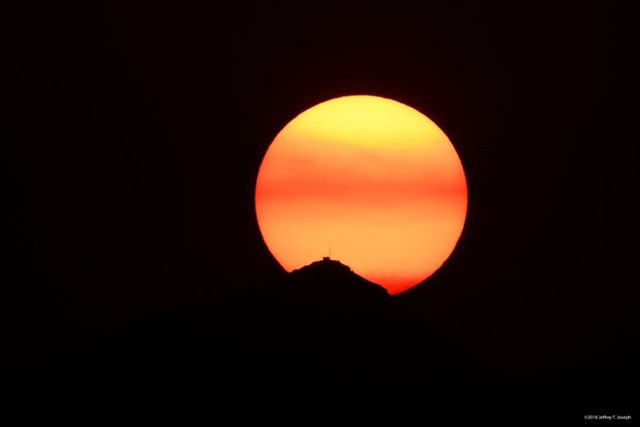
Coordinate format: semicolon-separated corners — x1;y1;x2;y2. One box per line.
3;1;637;383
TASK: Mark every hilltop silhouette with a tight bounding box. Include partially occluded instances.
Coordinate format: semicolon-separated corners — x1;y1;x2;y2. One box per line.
9;259;610;419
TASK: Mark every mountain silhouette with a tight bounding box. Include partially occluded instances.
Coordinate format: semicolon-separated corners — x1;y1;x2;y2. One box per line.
9;259;519;417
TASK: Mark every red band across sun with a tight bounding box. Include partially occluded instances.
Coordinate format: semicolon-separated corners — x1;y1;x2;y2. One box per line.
255;95;467;294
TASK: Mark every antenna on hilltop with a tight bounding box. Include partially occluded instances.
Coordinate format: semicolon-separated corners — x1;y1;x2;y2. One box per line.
323;240;331;262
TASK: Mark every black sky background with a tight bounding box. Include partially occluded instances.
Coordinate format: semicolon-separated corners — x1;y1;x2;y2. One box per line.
3;0;637;386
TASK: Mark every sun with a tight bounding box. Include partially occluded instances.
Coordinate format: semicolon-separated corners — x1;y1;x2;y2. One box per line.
255;95;467;295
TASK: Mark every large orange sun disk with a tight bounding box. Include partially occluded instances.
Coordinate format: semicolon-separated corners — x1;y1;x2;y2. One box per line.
255;95;467;294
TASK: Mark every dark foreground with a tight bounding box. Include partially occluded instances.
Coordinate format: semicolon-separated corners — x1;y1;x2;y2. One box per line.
6;260;637;421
